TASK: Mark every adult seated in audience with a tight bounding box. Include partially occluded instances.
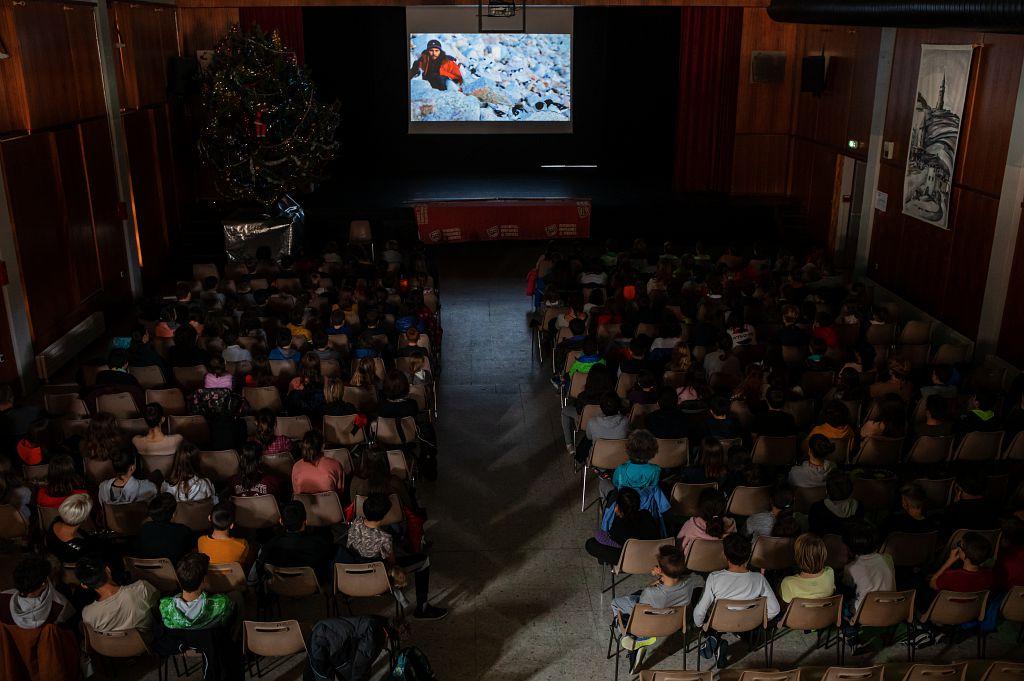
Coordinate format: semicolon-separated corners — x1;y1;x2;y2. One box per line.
788;435;836;488
808;401;853;441
227;443;288;503
677;487;736;551
77;555;159;636
132;493;194;564
780;533;835;603
808;471;862;537
692;534;780;666
944;475;1001;533
132;403;184;458
0;554;74;628
611;429;660;492
958;390;1002;434
36;454;89;509
256;500;334;582
842;522;895;616
292;431;344;496
753;389;797;438
585;487;660;565
746;486;799;539
197;502;251;567
0;457;31;519
884;484;938;535
611;545;703;660
250;409;293;457
159;553;235;630
80;412;126;463
344;492;448;620
916;394;954;437
161;443;216;503
99;450;158;505
45;493;111;565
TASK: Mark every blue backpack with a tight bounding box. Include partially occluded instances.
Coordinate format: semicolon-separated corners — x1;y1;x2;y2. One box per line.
388;646;437;681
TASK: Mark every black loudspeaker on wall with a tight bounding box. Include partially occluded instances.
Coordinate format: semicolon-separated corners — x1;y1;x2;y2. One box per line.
801;55;828;95
168;56;200;98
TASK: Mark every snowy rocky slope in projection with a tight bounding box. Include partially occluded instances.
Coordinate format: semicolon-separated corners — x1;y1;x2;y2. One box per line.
409;33;571;122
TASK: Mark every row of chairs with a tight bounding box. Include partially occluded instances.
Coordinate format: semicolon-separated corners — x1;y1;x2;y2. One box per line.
638;660;1024;681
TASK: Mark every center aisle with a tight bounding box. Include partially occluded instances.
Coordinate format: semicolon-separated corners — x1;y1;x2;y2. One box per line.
407;243;676;679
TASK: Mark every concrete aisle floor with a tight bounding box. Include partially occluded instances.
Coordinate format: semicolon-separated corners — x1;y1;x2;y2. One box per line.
5;241;1017;680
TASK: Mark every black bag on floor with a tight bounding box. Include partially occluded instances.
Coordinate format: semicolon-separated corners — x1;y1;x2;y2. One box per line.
388;646;437;681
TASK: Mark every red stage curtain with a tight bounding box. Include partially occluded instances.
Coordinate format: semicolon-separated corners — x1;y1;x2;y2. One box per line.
672;7;743;194
239;7;305;65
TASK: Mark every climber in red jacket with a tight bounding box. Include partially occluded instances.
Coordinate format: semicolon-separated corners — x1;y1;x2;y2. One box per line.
410;39;464;92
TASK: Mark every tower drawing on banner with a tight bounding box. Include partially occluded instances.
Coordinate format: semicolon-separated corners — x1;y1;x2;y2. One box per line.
902;44;974;229
409;33;571;123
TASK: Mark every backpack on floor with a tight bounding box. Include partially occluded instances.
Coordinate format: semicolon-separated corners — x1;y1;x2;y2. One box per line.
388;646;437;681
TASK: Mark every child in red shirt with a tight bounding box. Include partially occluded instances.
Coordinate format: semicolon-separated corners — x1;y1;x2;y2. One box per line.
930;531;994;593
16;419;48;465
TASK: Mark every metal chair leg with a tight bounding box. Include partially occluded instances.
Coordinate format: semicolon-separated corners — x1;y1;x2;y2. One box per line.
580;465;588;512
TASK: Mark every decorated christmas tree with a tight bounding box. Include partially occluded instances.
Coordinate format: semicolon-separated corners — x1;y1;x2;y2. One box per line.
198;25;340;205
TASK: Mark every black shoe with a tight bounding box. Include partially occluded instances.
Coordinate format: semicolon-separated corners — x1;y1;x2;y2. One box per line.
413;604;449;620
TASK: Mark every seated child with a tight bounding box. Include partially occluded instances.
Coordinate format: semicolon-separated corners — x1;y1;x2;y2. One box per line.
780;533;836;603
197;502;251;567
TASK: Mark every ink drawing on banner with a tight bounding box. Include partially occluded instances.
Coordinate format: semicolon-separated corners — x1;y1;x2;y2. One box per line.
903;44;974;229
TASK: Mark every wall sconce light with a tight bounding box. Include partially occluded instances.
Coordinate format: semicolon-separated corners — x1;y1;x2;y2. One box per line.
847;140;863;150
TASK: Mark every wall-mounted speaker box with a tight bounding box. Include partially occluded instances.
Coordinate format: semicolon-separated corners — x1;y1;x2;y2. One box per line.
801;55;829;95
750;51;787;84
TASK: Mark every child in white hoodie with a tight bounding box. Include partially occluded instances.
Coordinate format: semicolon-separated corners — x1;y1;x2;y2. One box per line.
0;554;74;628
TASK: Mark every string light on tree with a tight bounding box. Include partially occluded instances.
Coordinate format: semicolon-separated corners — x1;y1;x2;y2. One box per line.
198;24;340;204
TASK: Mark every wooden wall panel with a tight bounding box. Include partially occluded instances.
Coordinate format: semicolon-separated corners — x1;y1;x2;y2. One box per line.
55;127;102;304
0;0;29;133
239;7;304;62
731;134;789;195
942;188;998;334
178;7;238;56
64;3;106;120
806;144;837;242
113;2;178;110
124;109;169;290
734;7;797;136
12;0;77;130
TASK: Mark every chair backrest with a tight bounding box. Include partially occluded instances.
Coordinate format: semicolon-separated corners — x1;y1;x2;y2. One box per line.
616;537;676;576
276;415;312;440
750;536;796;571
243;386;282;413
946;528;1001;559
589;438;629;469
126;557;179;593
902;664;967;681
197;449;240;483
324;414;367;446
268;360;297;380
793;485;827;513
740;672;801;681
265;564;321;597
333;561;391;597
865;322;895;346
104;502;150;536
387;450;410;480
640;672;715;681
324;448;354;475
144;388;186;416
853;437;904;467
980;662;1024;681
625;603;688;639
821;667;885;681
117;418;148;436
44;391;84;417
827;437;854;465
706;597;767;634
780;595;843;632
374;417;418;446
168;415;210;446
954;430;1005;462
669;482;717;518
0;504;29;539
293;491;345;527
851;590;915;627
354;494;404;526
128;365;166;390
568;371;587;399
172;498;214;532
577;403;602;434
173;365;207;392
206;562;248;593
615;372;638;400
851;476;898;512
231;494;282;530
725;485;772;517
85;623;149;658
243;620;307;658
1001;586;1024;623
908;436;953;464
1004;431;1024;461
914;477;954;507
652;438;689;469
97;392;140;419
880;531;938;568
342;387;377;412
685;538;728;573
751;435;798;467
22;462;48;484
921;590;988;626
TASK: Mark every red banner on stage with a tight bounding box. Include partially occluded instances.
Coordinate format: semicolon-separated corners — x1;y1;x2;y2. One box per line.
413;199;591;244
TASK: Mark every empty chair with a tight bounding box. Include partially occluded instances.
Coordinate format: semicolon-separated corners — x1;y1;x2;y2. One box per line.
197;449;240;483
852;476;898;513
145;388;187;416
333;561;395;615
609;603;689;680
374;417;418;446
276;415;312;440
349;219;372;244
342;387;376;412
696;597;769;670
264;565;329;617
750;536;796;571
908;436;953;464
685;538;728;573
387;450;411;480
172;499;215;532
0;504;29;540
900;320;933;345
881;532;938;568
980;662;1024;681
232;494;282;530
323;414;367;447
293;491;345;527
828;438;854;465
243;620;307;675
852;437;904;467
173;365;207;393
670;482;717;519
117;418;148;436
168;415;210;446
932;343;970;366
96;392;139;419
44;392;86;418
793;486;827;514
740;673;800;681
953;430;1005;462
104;502;150;536
919;591;988;655
244;386;283;413
752;436;798;467
1004;432;1024;460
915;477;954;508
652;438;689;470
902;664;968;681
269;360;297;383
130;365;166;389
848;590;915;660
354;494;403;526
821;667;885;681
725;486;772;517
126;557;179;593
771;596;843;664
